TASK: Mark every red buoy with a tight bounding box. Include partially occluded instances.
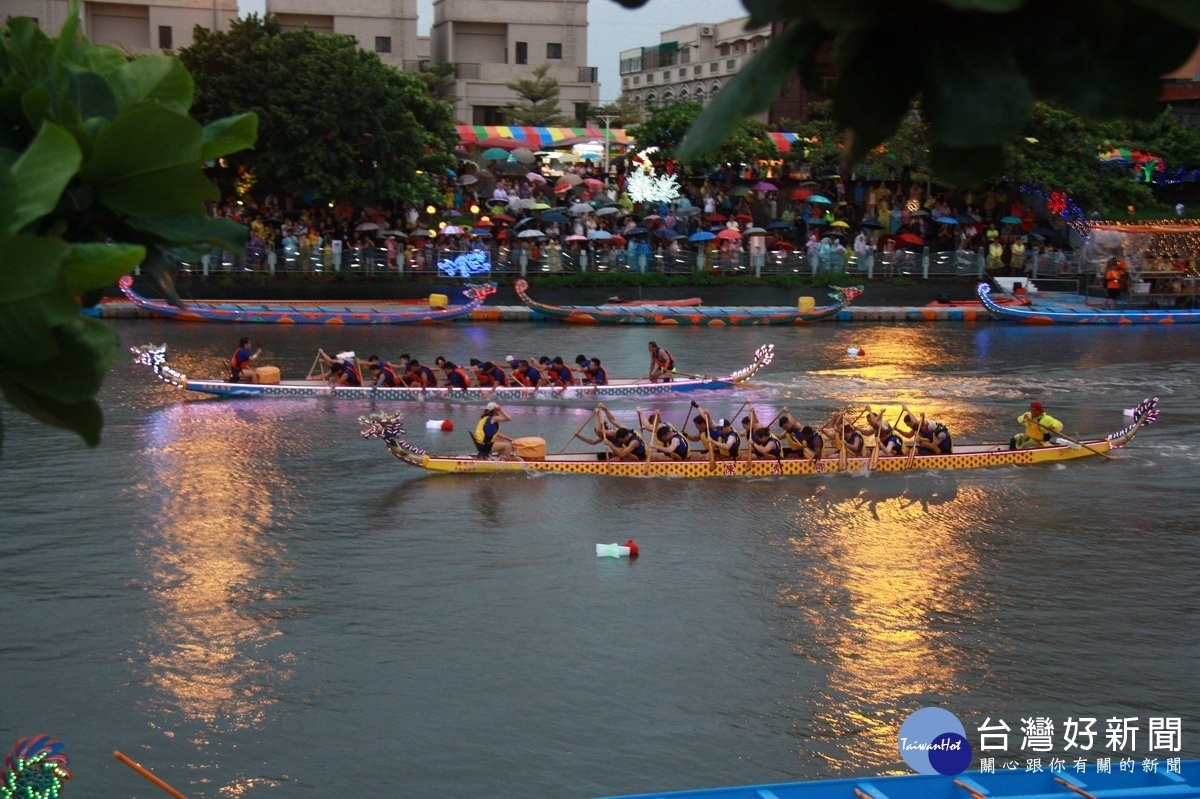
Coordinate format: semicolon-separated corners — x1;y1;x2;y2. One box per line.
857;348;866;357
441;419;454;431
622;539;639;557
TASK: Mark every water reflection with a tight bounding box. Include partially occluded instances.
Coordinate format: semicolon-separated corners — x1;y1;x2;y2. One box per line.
136;402;295;732
785;476;984;772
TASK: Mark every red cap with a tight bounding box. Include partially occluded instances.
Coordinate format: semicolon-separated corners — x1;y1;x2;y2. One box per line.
1030;401;1044;414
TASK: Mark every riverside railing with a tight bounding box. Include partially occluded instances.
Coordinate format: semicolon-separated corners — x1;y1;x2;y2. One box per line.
173;244;1091;283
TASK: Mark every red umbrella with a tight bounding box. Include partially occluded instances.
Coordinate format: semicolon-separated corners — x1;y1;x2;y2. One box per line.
717;228;742;240
583;178;605;190
734;213;753;223
554;182;573;194
772;241;796;251
490;213;515;223
611;235;627;246
790;188;813;201
897;232;924;247
706;213;727;223
475;218;494;227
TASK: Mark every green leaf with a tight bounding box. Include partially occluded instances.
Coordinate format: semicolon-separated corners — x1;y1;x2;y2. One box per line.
62;243;145;294
1;315;116;403
0;377;103;446
20;86;51;128
678;23;824;161
0;288;76;358
78;45;127;77
124;212;247;249
743;0;804;26
199;113;259;161
0;235;70;302
799;0;884;33
8;121;83;235
930;143;1005;185
833;28;919;164
109;55;195;114
96;164;219;216
922;25;1033;147
939;0;1025;11
65;67;119;121
1128;0;1200;30
4;17;54;80
80;105;203;185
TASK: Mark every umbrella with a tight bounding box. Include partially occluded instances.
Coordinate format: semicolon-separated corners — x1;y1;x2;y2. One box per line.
481;147;510;161
583;178;605;190
897;232;924;247
830;220;850;228
688;231;716;242
766;221;793;230
383;229;407;237
805;217;828;225
654;228;681;239
1001;215;1023;224
512;148;535;164
473;170;496;184
471;228;491;237
955;214;977;224
458;174;478;186
808;195;832;204
936;216;958;225
570;203;594;214
565;234;588;242
743;227;769;236
408;228;430;237
676;206;701;217
355;222;379;231
752;181;778;192
474;218;494;227
542;212;569;224
512;198;536;210
453;147;472;158
579;152;601;161
490;213;515;223
588;230;613;240
514;217;539;230
517;229;545;238
772;241;796;251
790;188;813;201
706;213;728;223
641;214;662;222
553;183;573;194
625;227;649;236
595;206;622;216
559;173;583;186
729;186;753;197
717;228;742;240
859;220;885;229
442;208;464;217
910;209;929;217
494;161;527;175
525;172;547;184
611;234;626;245
734;212;753;222
532;202;552;210
440;225;465;236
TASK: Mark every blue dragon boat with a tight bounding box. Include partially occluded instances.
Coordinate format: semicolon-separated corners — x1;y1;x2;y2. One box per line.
595;760;1200;799
977;282;1200;324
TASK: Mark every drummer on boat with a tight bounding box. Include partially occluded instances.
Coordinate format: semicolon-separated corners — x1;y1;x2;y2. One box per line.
472;402;513;457
1010;401;1063;449
230;338;260;383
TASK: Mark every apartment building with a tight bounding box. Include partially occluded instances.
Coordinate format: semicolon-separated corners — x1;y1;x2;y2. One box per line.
430;0;598;125
0;0;421;68
618;17;769;115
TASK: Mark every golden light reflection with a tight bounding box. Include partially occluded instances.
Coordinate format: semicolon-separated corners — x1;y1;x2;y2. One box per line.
784;480;987;772
138;403;294;732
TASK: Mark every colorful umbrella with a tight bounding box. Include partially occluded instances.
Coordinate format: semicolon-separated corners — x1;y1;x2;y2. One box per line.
481;148;510;161
752;181;778;191
439;225;465;236
565;234;588;241
936;216;958;224
830;220;850;228
790;188;813;201
808;195;832;204
717;228;742;240
1001;215;1022;224
525;172;546;184
897;232;924;247
583;178;605;190
688;231;716;242
706;213;728;223
587;230;613;240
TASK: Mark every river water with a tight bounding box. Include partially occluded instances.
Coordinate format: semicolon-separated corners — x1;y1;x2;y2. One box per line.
1;319;1196;799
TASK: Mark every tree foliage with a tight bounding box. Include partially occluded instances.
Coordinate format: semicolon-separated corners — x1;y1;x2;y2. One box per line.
611;0;1200;185
588;93;644;128
502;65;573;126
628;101;776;173
180;16;455;206
0;3;256;450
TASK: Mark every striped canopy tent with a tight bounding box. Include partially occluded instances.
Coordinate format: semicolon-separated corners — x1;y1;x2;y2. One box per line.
457;125;632;150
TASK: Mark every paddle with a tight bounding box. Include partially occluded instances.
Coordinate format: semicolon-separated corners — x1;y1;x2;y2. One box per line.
559;407;599;454
904;413;924;470
1032;416;1113;460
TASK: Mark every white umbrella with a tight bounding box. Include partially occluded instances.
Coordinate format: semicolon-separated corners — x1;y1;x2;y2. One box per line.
439;225;465;236
355;222;379;231
570;202;594;215
512;148;535;164
744;227;769;236
458;174;478;185
518;229;545;238
587;230;613;239
595;206;622;216
559;173;583;186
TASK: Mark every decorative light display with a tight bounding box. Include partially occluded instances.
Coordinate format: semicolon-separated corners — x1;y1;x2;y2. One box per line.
130;344;188;388
1110;396;1159;449
1;736;71;799
360;412;429;466
725;344;774;383
1020;182;1091;237
437;250;491;278
626;147;681;205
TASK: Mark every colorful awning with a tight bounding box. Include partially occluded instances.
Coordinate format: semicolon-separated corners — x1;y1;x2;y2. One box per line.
767;131;804;153
457;125;631;148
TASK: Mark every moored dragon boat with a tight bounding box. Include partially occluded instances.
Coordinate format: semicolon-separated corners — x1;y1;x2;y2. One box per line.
118;276;495;324
978;281;1200;324
361;397;1157;478
131;343;775;403
516;279;858;324
593;759;1200;799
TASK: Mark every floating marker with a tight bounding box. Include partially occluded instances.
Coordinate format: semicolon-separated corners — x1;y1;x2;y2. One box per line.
596;543;632;558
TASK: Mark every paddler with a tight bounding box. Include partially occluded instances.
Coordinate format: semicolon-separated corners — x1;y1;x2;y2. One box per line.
647;340;675;382
230;338;260;383
472;402;513;457
1010;401;1063;449
898;406;953;454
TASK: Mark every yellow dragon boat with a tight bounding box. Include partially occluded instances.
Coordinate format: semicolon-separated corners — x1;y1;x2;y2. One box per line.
360;398;1157;479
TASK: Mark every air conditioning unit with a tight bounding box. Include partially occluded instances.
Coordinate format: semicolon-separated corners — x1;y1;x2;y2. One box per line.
700;26;713;36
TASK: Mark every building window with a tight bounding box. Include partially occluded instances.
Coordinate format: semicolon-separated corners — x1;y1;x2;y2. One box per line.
680;48;690;64
633;75;640;85
646;73;653;83
733;43;744;54
727;59;736;71
375;36;391;53
663;71;669;81
515;41;527;65
547;42;562;59
693;65;701;76
574;102;589;124
678;68;686;77
622;77;629;88
158;25;172;49
709;62;718;73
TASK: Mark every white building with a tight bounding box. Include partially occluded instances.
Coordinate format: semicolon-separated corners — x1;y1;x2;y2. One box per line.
618;16;770;114
430;0;599;125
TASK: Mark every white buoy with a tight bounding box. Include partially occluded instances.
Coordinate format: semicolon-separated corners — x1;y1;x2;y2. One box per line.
1123;408;1135;417
596;543;632;558
426;419;446;429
